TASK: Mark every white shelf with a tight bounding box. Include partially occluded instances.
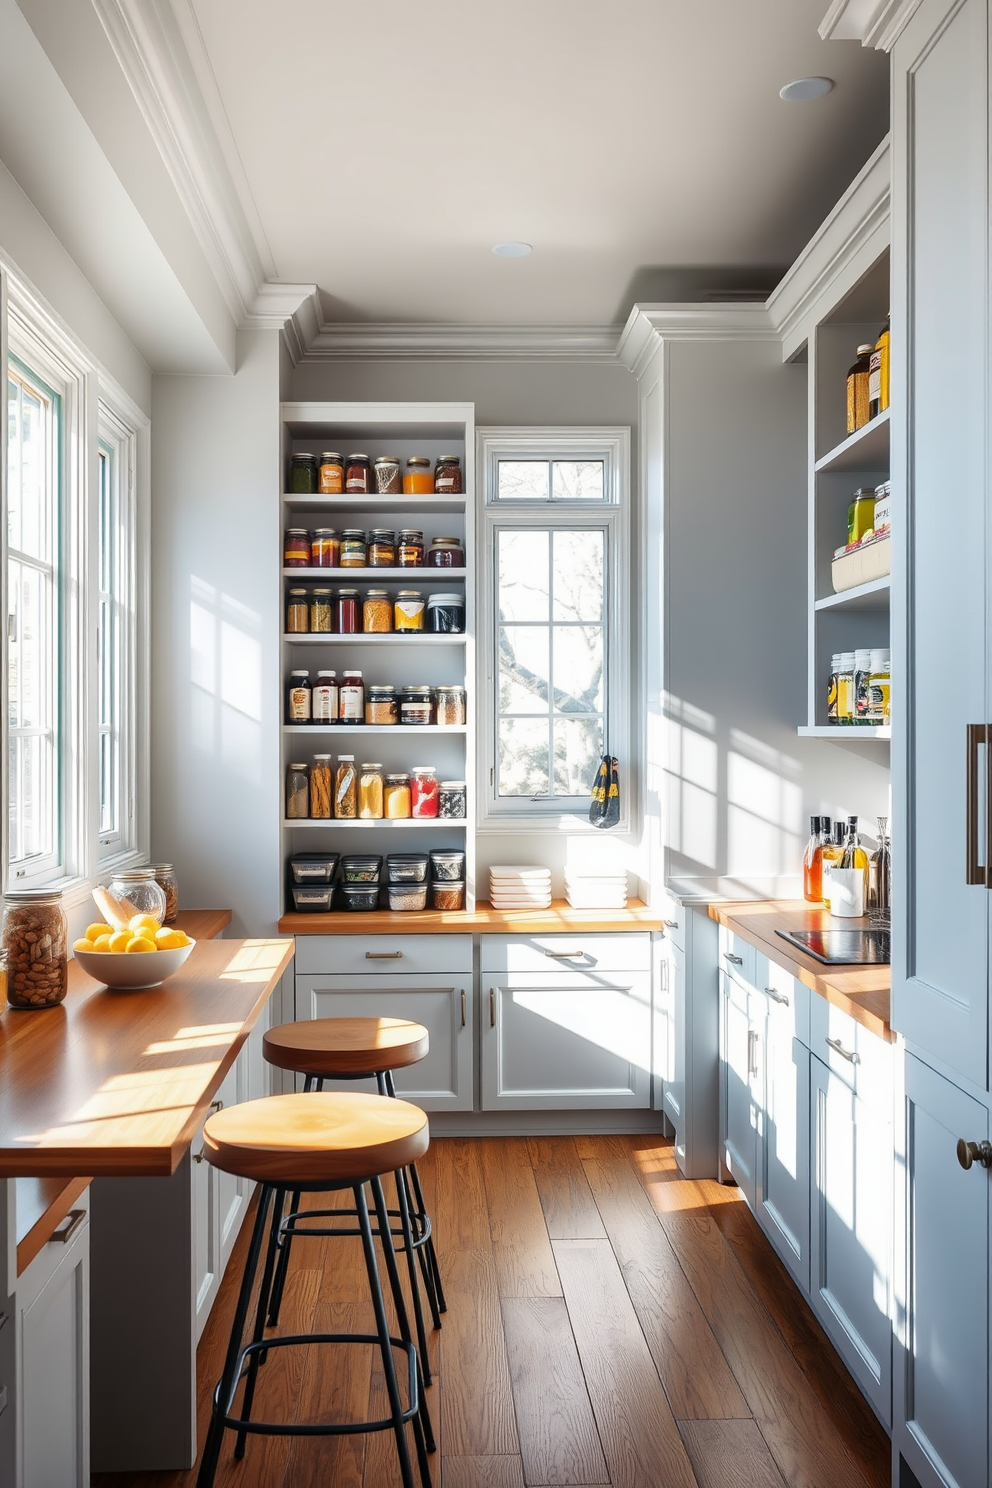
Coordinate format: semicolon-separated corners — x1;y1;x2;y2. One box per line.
283;567;466;580
797;725;891;740
283;725;467;735
283;494;467;516
814;577;891;612
283;633;466;645
283;817;466;829
815;411;890;474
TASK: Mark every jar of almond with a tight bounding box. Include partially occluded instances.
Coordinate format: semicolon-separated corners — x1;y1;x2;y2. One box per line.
3;889;69;1009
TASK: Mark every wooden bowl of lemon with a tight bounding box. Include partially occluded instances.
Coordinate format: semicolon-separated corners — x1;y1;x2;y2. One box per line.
73;914;195;990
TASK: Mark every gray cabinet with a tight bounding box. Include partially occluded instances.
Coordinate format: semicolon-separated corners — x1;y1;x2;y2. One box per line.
663;905;719;1178
754;953;810;1291
720;964;759;1209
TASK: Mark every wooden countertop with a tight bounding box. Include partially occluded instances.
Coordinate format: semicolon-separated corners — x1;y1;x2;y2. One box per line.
707;900;892;1043
173;907;232;941
0;935;293;1180
279;898;661;935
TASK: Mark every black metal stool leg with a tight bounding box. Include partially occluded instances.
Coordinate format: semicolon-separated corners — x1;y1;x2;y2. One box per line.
384;1069;446;1319
234;1184;285;1458
355;1181;417;1488
371;1176;435;1479
196;1185;274;1488
267;1075;318;1326
393;1166;433;1383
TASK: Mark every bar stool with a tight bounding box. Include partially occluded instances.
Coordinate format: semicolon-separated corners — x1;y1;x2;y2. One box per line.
195;1091;434;1488
262;1017;445;1378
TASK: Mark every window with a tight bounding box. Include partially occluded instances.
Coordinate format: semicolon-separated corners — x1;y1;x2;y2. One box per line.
479;429;630;826
96;407;137;862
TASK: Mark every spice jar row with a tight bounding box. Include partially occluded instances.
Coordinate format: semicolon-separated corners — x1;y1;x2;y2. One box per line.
827;649;891;725
288;672;466;727
287;758;467;820
289;452;463;496
289;850;467;914
284;529;464;569
286;587;464;635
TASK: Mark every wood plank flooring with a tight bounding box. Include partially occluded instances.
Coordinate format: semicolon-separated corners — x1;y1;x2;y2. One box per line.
93;1134;889;1488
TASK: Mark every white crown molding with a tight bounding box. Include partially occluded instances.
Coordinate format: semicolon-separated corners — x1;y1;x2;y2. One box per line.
302;322;623;363
242;282;321;362
765;135;890;359
616;304;776;381
820;0;923;48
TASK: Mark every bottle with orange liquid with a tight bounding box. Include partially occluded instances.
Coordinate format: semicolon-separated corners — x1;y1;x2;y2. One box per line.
803;815;824;902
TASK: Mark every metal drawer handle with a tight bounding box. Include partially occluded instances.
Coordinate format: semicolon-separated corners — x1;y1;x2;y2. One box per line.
966;724;989;885
50;1209;86;1246
957;1138;992;1171
663;919;679;929
490;988;496;1028
193;1149;206;1165
210;1099;223;1112
366;951;403;959
724;952;743;966
826;1036;860;1065
461;989;466;1028
764;987;790;1006
544;950;585;959
747;1029;759;1079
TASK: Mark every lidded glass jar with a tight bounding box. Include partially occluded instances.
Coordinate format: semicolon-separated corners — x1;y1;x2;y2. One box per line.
318;452;344;494
358;763;385;819
398;529;424;567
435;685;466;725
336;589;360;634
384;773;411;818
151;864;180;924
394;590;425;632
373;457;402;495
427;593;465;633
434;455;462;494
439;780;467;818
287;762;310;819
403;457;434;495
363;589;393;634
366;685;398;725
340;530;367;568
400;685;433;726
426;537;464;568
311;528;339;567
410;767;439;818
287;588;309;633
368;529;396;567
3;889;68;1009
289;452;318;493
109;868;168;926
345;454;371;493
284;528;311;567
310;588;333;633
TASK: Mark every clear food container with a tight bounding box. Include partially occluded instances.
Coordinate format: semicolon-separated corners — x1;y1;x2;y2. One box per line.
387;883;429;912
340;883;381;911
340;854;383;883
289;852;340;884
431;880;465;911
291;884;334;913
387;853;430;884
429;850;465;882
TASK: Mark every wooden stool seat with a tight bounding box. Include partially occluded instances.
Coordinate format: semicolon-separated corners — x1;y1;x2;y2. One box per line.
203;1091;428;1185
263;1016;430;1077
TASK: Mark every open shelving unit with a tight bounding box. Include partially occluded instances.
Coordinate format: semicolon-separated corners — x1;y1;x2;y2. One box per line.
279;401;476;917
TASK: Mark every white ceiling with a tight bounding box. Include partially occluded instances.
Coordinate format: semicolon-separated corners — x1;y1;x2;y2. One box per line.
188;0;889;325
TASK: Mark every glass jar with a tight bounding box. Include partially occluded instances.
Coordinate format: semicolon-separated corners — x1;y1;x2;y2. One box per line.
151;864;180;924
311;528;339;567
384;773;411;818
287;762;310;819
439;780;467;818
345;454;371;493
3;889;68;1009
400;685;433;726
340;530;367;568
318;453;344;494
310;588;333;633
310;755;332;819
403;456;434;495
410;767;439;818
336;589;360;634
339;671;365;723
431;880;465;911
284;528;311;568
109;868;168;926
368;529;396;567
287;588;309;633
358;763;385;819
313;670;338;722
394;590;425;632
435;685;466;726
398;529;424;567
427;593;465;633
334;756;358;818
426;537;464;568
287;670;312;722
289;453;318;493
373;457;402;495
363;589;393;634
847;488;876;546
434;455;462;494
366;685;398;725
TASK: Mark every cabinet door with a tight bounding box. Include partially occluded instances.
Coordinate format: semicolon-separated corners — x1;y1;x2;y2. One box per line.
892;0;991;1087
757;998;810;1291
661;942;685;1137
17;1202;90;1488
652;935;674;1111
482;973;651;1110
721;973;758;1209
894;1055;989;1488
215;1057;249;1275
810;1056;892;1426
191;1110;218;1342
297;974;474;1111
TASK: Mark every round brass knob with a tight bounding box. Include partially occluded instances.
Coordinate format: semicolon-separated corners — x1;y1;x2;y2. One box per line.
956;1138;992;1171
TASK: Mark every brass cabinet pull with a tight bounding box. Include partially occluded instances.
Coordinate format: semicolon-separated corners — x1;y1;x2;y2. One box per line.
490;989;496;1028
764;987;790;1006
544;949;585;959
826;1036;859;1065
50;1209;86;1245
366;950;403;959
724;952;743;966
461;989;466;1028
957;1138;992;1171
966;724;989;885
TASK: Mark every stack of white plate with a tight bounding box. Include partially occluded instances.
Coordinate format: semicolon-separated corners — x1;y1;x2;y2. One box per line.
565;871;628;909
489;866;552;909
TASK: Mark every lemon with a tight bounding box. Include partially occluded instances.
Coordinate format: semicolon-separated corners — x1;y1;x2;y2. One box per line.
86;922;114;942
73;937;94;953
172;931;191;947
154;928;183;949
92;934;113;952
109;930;134;954
129;913;161;935
125;936;156;954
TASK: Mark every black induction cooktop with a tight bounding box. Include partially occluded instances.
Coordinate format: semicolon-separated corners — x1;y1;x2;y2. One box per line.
775;928;890;965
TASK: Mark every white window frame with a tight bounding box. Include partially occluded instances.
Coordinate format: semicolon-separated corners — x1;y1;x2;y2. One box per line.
96;403;139;866
477;427;631;830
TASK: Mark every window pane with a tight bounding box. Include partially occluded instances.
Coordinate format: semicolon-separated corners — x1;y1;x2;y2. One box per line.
7;375;50;561
552;460;604;501
553;717;603;795
553;626;604;714
497;461;550;501
552;530;603;622
8;560;50;729
498;530;549;621
499;626;550;713
9;732;54;863
498;717;549;797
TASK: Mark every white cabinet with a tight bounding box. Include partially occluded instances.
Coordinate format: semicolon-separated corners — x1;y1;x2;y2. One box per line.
720;965;759;1210
754;954;810;1291
662;907;720;1179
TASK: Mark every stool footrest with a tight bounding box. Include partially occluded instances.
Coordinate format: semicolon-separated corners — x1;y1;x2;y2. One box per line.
280;1206;432;1251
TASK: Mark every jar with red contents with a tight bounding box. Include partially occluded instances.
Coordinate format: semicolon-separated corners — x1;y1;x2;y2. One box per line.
426;537;464;568
345;454;371;494
410;767;439;819
336;588;360;634
311;528;339;567
284;529;311;567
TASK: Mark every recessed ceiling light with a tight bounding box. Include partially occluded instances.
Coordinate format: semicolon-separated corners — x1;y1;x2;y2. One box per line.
779;76;834;102
492;242;532;258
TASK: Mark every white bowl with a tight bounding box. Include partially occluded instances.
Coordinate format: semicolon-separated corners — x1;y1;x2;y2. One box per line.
73;939;195;990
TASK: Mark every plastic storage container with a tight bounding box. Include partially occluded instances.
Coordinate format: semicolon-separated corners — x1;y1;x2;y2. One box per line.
340;883;381;911
431;880;465;911
388;883;429;912
386;853;430;884
340;854;383;883
429;850;465;882
427;593;465;633
292;884;335;913
289;852;340;884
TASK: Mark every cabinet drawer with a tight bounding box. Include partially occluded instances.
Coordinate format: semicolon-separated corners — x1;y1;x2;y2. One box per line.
656;894;686;951
480;932;650;975
718;926;754;989
809;995;891;1103
294;933;473;976
754;952;810;1047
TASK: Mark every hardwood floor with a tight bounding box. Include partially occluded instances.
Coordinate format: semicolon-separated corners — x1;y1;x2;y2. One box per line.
93;1134;889;1488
